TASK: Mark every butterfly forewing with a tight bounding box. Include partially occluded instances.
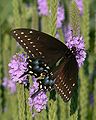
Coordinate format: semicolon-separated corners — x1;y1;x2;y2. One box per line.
53;54;78;102
11;28;69;67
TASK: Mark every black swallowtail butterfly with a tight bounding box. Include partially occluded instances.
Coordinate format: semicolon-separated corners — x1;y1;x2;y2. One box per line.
11;28;78;102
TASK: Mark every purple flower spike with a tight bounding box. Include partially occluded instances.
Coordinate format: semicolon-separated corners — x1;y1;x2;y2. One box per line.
66;34;86;67
57;6;65;28
28;76;48;113
64;25;86;67
2;77;16;94
75;0;83;15
37;0;48;16
8;53;28;84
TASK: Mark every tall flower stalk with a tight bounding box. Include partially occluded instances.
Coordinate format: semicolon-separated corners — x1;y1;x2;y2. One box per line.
0;29;5;113
37;0;65;31
68;1;85;119
75;0;83;15
46;0;58;120
92;11;96;120
80;0;90;120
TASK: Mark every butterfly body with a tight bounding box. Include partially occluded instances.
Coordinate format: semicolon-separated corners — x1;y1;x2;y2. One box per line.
11;28;78;102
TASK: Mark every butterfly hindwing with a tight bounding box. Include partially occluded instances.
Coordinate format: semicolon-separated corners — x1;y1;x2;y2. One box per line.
11;28;69;67
53;53;78;102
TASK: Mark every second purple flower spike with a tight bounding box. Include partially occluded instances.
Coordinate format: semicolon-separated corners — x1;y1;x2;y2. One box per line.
28;76;48;113
8;53;28;84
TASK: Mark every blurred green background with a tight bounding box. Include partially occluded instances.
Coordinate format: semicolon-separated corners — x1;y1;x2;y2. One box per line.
0;0;96;120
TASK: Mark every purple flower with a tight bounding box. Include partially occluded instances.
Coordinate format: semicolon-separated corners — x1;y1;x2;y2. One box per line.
28;76;48;113
8;53;28;84
2;77;16;94
64;26;86;67
57;6;65;28
37;0;48;16
75;0;83;15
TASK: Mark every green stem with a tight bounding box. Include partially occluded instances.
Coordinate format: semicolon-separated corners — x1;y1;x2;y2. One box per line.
3;34;11;77
0;28;5;113
12;0;21;27
70;85;78;120
79;0;90;120
47;0;58;36
57;29;64;43
24;86;32;120
31;1;39;30
81;0;90;50
42;16;49;33
17;84;25;120
48;100;57;120
57;96;68;120
93;68;96;120
69;1;80;36
79;68;89;120
92;11;96;120
11;0;21;55
47;0;58;119
19;0;27;27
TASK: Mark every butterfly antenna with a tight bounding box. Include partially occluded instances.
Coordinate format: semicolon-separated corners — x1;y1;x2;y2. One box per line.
31;89;44;98
19;71;29;78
